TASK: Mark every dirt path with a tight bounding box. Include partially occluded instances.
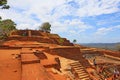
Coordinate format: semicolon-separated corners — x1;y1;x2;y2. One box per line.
0;49;21;80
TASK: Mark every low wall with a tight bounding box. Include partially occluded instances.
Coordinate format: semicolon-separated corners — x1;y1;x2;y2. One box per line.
81;50;104;56
102;50;120;58
7;36;51;42
22;60;40;64
9;30;73;46
50;47;91;67
50;47;83;60
0;45;21;49
6;36;73;46
104;54;120;61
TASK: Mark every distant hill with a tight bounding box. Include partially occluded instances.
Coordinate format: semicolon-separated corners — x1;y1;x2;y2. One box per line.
80;43;120;51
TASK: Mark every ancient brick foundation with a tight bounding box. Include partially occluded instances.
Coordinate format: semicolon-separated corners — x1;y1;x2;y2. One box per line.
8;30;73;46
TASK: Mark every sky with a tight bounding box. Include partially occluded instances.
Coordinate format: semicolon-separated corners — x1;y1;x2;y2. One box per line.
0;0;120;43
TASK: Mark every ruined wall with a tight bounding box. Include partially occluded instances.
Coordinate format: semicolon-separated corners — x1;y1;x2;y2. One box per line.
50;38;73;46
10;30;28;36
0;45;21;49
50;47;81;56
7;36;53;43
62;38;73;46
50;47;91;67
7;36;73;46
9;30;73;46
10;30;46;36
47;34;60;38
102;50;120;57
31;30;43;36
81;50;104;56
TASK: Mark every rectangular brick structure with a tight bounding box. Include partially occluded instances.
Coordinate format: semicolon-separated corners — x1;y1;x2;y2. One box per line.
21;54;40;64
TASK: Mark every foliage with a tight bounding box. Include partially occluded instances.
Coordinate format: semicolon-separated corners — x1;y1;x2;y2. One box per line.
0;0;10;9
0;19;16;38
59;38;64;45
0;0;12;40
0;0;7;6
0;17;1;20
40;22;51;32
73;39;77;43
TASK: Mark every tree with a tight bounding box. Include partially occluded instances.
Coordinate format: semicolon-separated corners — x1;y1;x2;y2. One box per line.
0;0;10;9
0;17;2;20
0;0;12;40
0;19;16;38
40;22;51;32
0;0;9;23
73;39;77;44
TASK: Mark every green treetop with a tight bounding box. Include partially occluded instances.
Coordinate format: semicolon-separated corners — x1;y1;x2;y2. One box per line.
0;19;16;37
0;0;10;9
40;22;51;32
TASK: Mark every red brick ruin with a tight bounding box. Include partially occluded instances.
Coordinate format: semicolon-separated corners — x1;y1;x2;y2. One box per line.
0;30;120;80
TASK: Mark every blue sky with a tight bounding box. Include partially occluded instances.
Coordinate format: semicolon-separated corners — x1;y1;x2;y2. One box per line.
0;0;120;43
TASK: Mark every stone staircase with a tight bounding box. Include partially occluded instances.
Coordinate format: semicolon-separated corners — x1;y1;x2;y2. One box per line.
70;61;91;80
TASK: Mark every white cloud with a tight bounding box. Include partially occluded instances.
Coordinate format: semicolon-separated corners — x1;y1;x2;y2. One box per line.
76;0;120;17
95;25;120;35
51;21;68;33
17;23;40;30
0;0;120;39
51;19;93;34
68;20;93;33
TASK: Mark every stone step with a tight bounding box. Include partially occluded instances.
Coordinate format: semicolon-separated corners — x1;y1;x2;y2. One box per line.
74;69;85;72
70;61;80;63
71;62;81;64
74;70;85;73
78;73;88;76
78;74;89;78
70;62;91;80
71;64;82;67
71;61;79;63
78;77;90;80
73;67;84;70
70;63;82;66
22;60;40;64
78;75;89;79
71;65;82;67
75;70;85;73
71;64;83;67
